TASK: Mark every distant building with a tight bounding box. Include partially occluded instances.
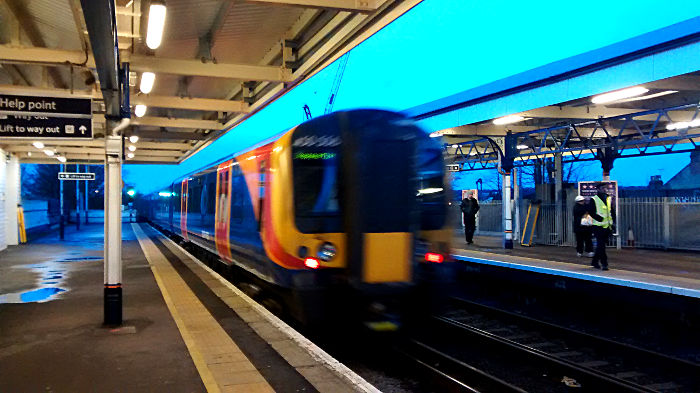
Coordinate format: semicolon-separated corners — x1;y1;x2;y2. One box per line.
664;150;700;191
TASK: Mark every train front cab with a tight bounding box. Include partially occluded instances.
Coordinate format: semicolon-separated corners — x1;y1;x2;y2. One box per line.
269;110;454;328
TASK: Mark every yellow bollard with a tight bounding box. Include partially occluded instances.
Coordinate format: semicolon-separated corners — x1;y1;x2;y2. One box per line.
17;206;27;243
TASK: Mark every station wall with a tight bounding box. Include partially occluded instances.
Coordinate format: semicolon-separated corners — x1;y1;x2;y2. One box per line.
0;148;20;251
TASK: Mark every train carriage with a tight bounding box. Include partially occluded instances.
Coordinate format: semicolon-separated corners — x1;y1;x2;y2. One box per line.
147;109;454;327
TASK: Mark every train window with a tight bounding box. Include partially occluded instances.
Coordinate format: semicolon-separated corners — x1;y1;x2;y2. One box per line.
416;141;447;230
292;126;342;233
231;175;244;224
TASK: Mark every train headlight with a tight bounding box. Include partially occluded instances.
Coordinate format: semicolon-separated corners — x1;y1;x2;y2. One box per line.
317;242;336;262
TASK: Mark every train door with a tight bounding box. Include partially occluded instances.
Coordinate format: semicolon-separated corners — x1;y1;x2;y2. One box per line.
258;159;267;232
341;113;419;285
215;161;233;262
180;179;189;240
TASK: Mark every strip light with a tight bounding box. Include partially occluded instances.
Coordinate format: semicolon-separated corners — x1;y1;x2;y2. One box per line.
134;104;147;118
591;86;648;104
493;115;526;125
614;90;677;103
146;1;167;50
666;119;700;130
32;141;44;149
139;72;156;94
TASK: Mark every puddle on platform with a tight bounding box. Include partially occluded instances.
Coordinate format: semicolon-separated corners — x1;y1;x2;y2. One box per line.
0;256;99;304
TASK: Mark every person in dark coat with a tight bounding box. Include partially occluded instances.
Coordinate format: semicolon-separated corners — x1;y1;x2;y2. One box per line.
573;195;593;258
460;191;479;244
589;183;616;270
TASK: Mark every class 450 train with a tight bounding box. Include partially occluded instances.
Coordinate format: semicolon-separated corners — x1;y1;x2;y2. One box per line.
143;109;455;330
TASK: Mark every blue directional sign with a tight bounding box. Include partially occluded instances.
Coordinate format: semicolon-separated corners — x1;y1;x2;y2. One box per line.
58;172;96;181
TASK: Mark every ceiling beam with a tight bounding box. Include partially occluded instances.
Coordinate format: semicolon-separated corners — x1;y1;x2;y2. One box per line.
647;75;700;91
131;116;222;130
132;130;210;140
0;45;96;67
249;0;381;12
4;145;183;156
2;1;66;88
224;9;319;101
68;0;89;52
0;83;99;98
125;54;292;82
0;45;291;83
522;106;640;119
132;94;248;112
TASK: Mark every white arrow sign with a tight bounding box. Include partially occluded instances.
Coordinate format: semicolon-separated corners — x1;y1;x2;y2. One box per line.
79;125;87;134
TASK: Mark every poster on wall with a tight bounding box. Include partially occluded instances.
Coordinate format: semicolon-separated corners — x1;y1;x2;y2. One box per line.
578;180;619;235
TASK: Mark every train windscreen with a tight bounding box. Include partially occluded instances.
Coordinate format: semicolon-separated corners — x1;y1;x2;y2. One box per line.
416;137;447;230
292;126;342;233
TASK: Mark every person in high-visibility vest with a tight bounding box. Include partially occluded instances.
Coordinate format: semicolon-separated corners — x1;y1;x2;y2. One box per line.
589;183;616;270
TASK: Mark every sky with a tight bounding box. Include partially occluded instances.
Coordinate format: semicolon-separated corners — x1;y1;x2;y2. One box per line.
122;0;700;194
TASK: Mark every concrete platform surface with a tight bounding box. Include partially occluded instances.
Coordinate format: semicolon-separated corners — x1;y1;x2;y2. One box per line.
453;234;700;298
0;223;378;393
0;223;204;392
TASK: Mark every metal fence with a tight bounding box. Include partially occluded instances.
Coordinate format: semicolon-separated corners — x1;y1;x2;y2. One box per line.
455;197;700;251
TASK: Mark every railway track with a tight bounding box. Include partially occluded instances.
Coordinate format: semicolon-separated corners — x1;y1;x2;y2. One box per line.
416;297;700;392
397;339;526;392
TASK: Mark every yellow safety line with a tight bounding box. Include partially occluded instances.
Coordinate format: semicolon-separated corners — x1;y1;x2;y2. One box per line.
131;223;221;393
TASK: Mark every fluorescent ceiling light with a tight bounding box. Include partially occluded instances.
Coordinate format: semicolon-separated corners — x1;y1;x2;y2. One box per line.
57;156;66;163
128;145;137;152
146;2;167;50
429;132;442;138
129;135;139;143
417;187;444;196
451;144;459;148
139;72;156;94
32;141;44;149
591;86;649;104
666;119;700;130
43;150;54;156
127;152;135;159
134;104;147;118
614;90;678;103
493;115;525;125
516;144;528;150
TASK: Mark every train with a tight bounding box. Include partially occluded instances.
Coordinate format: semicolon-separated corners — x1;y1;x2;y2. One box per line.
142;109;455;329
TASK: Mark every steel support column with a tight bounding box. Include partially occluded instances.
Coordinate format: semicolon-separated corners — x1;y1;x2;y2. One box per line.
104;136;122;325
59;163;65;240
501;132;517;249
554;153;563;245
75;164;80;231
597;147;618;181
81;0;128;326
513;168;521;243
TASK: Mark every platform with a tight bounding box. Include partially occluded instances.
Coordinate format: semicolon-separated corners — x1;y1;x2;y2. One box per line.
452;235;700;299
0;223;377;393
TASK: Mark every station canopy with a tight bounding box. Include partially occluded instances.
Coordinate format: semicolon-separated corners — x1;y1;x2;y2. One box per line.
0;0;416;164
431;71;700;169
